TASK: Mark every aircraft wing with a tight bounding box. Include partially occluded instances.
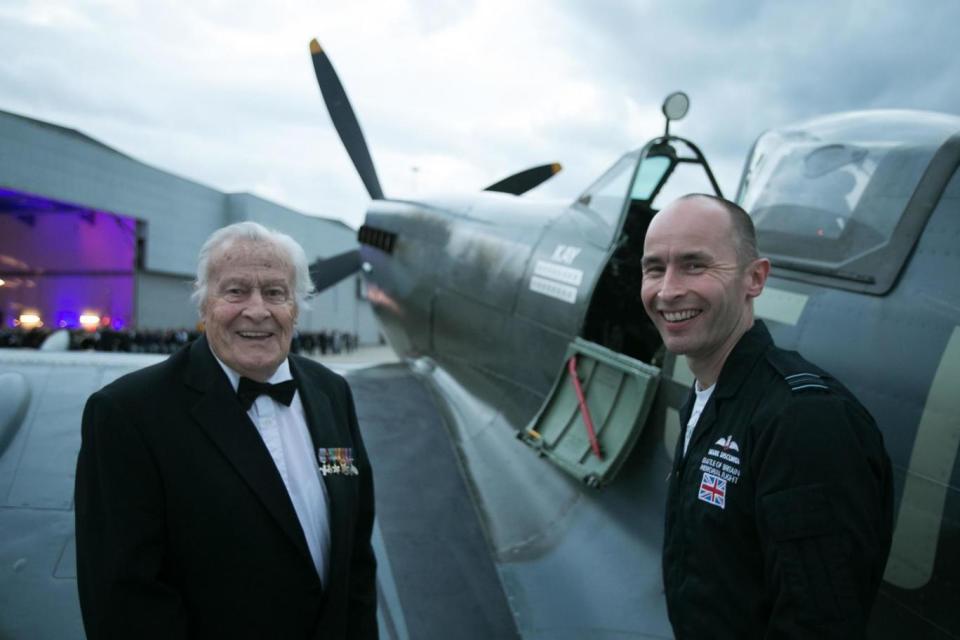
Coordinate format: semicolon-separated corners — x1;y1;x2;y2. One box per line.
0;350;165;639
0;351;521;639
359;361;676;639
0;349;674;639
349;363;521;639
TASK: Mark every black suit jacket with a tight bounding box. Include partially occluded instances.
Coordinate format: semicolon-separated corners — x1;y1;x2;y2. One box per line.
75;336;377;639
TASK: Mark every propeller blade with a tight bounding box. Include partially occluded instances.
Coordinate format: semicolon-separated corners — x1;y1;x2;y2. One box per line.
483;162;562;196
308;249;362;294
309;39;384;200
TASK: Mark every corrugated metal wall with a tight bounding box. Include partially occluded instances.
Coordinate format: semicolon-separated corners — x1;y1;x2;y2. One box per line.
0;109;379;342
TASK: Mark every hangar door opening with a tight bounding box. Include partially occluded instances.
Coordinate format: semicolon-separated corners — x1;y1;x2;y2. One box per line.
0;187;140;331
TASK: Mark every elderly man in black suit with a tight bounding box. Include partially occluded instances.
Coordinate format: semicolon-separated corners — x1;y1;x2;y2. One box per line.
75;221;377;639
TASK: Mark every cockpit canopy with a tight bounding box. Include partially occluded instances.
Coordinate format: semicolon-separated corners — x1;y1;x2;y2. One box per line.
737;110;960;293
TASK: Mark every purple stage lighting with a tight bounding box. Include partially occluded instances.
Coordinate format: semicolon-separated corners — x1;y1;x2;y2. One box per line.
0;187;137;330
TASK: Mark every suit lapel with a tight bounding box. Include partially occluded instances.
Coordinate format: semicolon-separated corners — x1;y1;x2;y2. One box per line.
290;357;352;587
290;357;339;455
184;338;314;567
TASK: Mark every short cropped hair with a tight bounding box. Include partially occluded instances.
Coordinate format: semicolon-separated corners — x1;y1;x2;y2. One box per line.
191;221;313;313
677;193;759;265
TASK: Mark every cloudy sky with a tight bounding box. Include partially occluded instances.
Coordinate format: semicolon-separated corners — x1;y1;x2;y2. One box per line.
1;0;958;229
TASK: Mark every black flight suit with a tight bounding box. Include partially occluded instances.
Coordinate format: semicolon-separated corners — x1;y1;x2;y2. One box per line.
662;320;893;639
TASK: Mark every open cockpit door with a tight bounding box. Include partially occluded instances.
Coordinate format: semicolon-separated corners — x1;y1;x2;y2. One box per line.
519;338;660;487
518;95;719;485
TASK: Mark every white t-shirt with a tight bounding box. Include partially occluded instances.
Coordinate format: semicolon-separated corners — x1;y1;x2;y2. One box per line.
683;382;716;457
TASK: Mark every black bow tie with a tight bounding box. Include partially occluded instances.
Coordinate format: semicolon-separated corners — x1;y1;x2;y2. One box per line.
237;377;297;411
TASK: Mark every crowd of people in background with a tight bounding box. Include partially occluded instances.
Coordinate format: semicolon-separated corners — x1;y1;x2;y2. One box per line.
0;327;361;356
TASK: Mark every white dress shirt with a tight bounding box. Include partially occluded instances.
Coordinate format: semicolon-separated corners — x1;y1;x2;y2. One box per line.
212;352;331;584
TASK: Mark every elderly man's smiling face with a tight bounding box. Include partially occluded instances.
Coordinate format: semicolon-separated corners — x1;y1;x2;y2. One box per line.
201;239;297;381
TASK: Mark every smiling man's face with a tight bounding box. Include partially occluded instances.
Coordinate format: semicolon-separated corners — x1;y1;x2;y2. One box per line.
640;197;762;370
202;239;297;381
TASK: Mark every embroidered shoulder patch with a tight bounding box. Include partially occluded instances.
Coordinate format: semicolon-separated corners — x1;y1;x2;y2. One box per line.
767;349;832;394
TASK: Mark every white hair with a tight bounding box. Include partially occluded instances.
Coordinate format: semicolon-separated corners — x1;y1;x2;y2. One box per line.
191;221;313;314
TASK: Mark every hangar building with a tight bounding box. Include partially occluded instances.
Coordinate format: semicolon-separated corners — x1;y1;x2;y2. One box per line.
0;108;378;342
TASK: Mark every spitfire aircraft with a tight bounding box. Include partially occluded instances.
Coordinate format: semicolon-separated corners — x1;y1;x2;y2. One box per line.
1;38;959;639
306;40;960;639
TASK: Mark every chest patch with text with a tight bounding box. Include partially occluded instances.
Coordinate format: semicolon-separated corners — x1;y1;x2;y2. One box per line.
696;436;743;509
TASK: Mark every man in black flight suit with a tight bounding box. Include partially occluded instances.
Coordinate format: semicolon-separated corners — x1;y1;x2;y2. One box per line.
640;194;893;639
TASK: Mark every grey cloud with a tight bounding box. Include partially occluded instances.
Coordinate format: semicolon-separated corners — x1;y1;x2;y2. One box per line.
3;0;957;229
541;0;960;197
